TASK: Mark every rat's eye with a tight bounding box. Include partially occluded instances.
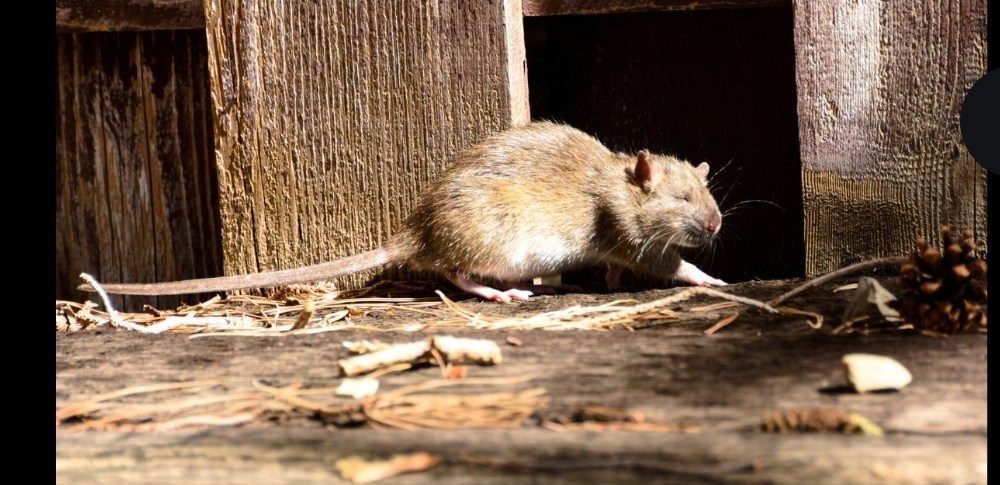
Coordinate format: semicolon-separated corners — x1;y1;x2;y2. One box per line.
681;192;692;202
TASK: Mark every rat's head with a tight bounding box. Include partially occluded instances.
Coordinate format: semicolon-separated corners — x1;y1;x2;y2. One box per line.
629;150;722;248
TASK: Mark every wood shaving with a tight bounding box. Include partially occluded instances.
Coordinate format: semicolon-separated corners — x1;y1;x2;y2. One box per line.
335;452;440;484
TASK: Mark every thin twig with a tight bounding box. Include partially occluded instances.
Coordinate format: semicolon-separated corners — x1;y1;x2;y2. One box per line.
768;257;905;307
78;273;122;328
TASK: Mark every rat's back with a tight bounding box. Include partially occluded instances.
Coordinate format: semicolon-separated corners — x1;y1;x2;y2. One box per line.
402;122;620;280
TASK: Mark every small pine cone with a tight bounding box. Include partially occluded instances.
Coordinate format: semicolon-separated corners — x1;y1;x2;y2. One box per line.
945;242;964;264
897;226;987;334
920;246;943;270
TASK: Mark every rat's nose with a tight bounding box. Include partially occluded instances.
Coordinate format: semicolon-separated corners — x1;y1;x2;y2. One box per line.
706;212;721;235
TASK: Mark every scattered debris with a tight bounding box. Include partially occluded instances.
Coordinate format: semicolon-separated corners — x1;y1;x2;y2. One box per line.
777;307;824;329
363;384;547;430
704;313;740;335
506;336;523;346
334;452;440;484
291;298;316;330
768;257;906;308
339;341;435;377
57;375;545;432
841;277;903;324
539;405;698;433
838;353;913;393
436;287;778;331
761;406;883;436
58;280;448;334
336;336;502;377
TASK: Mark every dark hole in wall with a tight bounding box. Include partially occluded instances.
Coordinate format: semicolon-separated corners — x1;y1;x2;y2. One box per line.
525;7;804;287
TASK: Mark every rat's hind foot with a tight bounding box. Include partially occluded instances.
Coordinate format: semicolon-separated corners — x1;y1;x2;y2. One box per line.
446;272;533;302
501;281;582;296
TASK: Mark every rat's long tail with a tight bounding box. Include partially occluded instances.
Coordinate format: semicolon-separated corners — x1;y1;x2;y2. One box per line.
77;247;395;296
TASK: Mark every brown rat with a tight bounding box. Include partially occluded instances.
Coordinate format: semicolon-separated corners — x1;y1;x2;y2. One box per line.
80;121;726;302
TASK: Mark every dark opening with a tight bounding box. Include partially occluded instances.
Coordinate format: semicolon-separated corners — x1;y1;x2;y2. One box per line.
525;7;805;286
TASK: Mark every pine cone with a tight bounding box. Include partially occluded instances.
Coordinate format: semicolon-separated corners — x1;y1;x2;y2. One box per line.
898;226;987;333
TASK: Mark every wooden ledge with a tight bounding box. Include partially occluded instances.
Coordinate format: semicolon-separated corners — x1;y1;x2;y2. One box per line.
523;0;789;17
56;0;204;32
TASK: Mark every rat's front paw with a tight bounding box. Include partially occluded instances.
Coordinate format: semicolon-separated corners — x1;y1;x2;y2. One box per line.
695;276;727;287
675;261;726;287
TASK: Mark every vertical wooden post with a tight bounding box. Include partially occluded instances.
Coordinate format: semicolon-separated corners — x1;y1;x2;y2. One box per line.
55;32;219;309
204;1;530;287
793;2;987;275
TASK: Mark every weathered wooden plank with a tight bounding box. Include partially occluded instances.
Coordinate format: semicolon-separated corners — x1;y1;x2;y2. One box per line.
524;0;789;16
204;1;530;288
54;280;987;484
56;0;205;32
793;1;988;275
55;429;987;484
55;32;220;310
57;35;101;304
138;32;222;295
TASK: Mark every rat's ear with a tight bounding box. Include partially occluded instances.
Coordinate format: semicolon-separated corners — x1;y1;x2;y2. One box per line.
634;150;662;192
693;162;710;181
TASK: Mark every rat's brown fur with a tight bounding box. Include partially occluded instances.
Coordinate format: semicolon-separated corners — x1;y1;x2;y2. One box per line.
81;122;724;302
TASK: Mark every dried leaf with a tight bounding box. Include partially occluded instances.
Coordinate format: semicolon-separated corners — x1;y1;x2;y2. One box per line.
841;277;902;323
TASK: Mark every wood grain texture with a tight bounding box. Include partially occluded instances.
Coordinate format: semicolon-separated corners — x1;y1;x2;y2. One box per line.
793;1;988;276
523;0;788;16
204;1;529;288
55;32;220;310
56;0;205;32
55;281;987;484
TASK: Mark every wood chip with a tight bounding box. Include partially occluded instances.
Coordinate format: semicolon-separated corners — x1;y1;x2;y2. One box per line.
840;353;912;393
335;378;380;399
337;341;432;377
337;336;504;377
432;336;502;364
335;452;440;483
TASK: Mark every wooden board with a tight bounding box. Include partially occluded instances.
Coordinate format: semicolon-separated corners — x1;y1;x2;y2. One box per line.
524;0;789;16
793;1;988;276
55;279;987;484
204;0;530;288
55;32;220;311
56;0;205;32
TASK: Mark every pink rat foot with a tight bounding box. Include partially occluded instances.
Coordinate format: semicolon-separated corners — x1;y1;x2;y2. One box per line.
446;272;533;302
